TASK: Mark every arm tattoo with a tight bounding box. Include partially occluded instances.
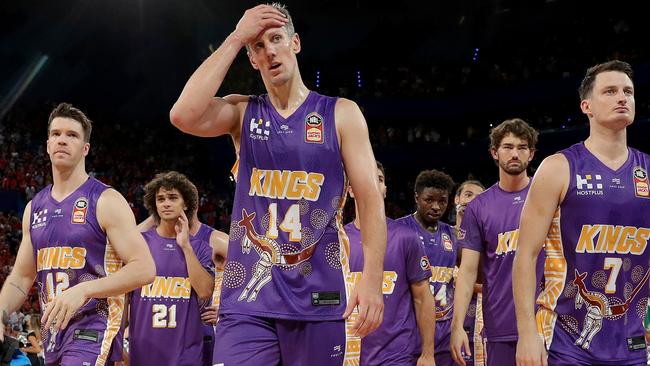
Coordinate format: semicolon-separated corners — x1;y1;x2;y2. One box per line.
9;281;28;297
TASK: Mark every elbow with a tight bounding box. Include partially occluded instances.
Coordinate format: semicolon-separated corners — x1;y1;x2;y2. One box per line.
169;105;195;132
140;258;157;286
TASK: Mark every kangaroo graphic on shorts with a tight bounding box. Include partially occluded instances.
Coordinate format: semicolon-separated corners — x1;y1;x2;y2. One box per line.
572;268;650;350
237;209;317;302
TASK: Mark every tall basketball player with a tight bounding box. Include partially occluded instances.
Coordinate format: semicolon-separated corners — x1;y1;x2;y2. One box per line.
169;3;386;365
514;60;650;366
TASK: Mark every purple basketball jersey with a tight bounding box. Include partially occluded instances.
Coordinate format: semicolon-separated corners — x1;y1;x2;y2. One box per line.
396;214;456;346
536;143;650;364
129;228;213;366
219;91;351;321
345;219;431;365
459;181;544;341
29;177;124;365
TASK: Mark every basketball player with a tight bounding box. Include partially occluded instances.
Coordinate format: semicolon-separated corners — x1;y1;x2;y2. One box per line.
128;171;214;366
135;204;228;366
0;103;156;365
450;119;542;366
451;180;485;366
169;3;386;364
514;60;650;365
397;169;456;366
345;162;435;365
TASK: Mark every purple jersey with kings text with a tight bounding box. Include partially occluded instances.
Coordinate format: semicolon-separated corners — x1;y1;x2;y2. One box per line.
536;142;650;364
345;219;431;365
459;181;544;342
220;91;350;320
396;215;456;336
29;177;123;365
129;228;213;366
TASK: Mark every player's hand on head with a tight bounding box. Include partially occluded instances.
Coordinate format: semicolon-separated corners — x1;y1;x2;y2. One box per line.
175;210;190;249
233;4;288;45
41;283;89;331
516;333;548;366
342;273;383;338
450;325;470;366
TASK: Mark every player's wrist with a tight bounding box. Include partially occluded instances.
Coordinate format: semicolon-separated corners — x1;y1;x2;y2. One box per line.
225;32;246;50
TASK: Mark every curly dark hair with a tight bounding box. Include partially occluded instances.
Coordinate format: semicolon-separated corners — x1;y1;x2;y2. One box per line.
579;60;633;100
414;169;455;195
143;171;199;222
489;118;538;152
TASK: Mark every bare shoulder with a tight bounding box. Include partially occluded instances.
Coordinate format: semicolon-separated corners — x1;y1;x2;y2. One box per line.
210;229;229;244
223;94;250;108
96;188;135;228
531;153;570;203
334;97;362;118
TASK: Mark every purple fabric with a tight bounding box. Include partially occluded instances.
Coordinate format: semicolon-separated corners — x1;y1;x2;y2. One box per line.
220;91;349;321
458;181;544;341
540;143;650;365
128;229;213;366
345;219;430;365
212;314;347;365
29;177;124;364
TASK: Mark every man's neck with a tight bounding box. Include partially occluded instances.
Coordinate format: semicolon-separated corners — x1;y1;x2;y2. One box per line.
51;164;89;201
414;212;438;233
265;74;309;116
498;171;529;192
156;220;177;238
584;123;628;170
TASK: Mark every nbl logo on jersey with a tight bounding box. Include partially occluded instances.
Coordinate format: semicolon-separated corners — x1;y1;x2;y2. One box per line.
72;197;88;224
633;167;649;198
576;173;604;196
304;112;324;144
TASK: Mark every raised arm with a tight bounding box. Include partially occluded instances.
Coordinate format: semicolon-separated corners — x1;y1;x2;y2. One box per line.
169;5;287;137
0;202;37;341
174;211;214;301
42;189;156;331
337;98;387;337
513;153;569;366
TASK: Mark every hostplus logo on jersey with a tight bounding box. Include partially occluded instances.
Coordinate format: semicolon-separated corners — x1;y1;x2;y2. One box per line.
576;173;604;196
31;209;48;229
249;118;270;140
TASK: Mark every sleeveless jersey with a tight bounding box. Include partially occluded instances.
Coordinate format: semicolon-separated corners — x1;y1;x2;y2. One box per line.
536;142;650;364
29;177;123;365
219;91;350;320
129;228;213;366
459;181;545;341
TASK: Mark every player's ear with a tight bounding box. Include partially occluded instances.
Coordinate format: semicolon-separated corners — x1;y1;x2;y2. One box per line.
580;99;592;117
247;50;259;70
490;147;498;161
292;33;301;54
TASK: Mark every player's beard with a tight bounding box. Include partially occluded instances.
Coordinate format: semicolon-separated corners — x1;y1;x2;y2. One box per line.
500;159;528;176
